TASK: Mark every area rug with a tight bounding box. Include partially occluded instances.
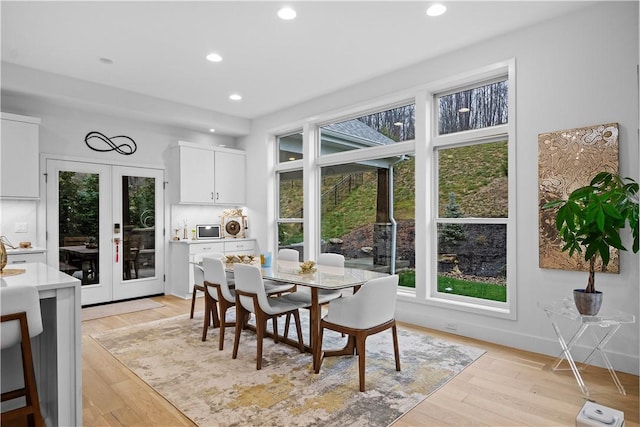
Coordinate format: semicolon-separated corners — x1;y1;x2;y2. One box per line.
82;298;164;321
92;312;485;427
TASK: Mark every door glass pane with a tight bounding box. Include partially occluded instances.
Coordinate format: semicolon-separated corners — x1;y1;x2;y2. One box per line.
58;171;100;286
122;175;156;280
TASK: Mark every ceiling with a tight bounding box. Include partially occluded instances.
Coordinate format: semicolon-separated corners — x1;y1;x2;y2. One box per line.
2;1;593;131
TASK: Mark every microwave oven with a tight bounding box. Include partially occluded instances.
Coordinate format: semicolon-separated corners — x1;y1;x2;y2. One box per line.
196;224;222;240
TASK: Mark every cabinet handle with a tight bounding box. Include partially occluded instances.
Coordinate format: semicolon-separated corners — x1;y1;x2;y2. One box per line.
216;192;220;200
211;192;214;200
11;259;27;264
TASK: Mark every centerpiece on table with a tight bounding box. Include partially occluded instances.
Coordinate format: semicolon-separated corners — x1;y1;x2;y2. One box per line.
543;172;639;315
224;254;256;264
299;260;317;274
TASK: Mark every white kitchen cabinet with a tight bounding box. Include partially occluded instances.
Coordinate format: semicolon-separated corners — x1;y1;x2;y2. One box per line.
213;150;245;205
6;247;46;265
168;239;256;298
1;113;41;199
170;141;245;205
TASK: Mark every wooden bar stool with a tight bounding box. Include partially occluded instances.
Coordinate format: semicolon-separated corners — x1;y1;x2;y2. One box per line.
1;285;45;427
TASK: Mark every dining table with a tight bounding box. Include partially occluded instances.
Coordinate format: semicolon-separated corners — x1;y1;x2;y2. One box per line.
59;245;99;284
229;258;389;370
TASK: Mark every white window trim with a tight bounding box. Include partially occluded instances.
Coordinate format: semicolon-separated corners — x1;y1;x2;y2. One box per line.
425;59;517;320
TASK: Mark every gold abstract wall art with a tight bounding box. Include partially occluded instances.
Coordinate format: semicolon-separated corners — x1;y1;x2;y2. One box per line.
538;123;619;272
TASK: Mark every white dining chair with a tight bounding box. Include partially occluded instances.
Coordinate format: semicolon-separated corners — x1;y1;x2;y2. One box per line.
232;263;306;370
254;248;300;296
278;248;300;262
1;285;45;426
189;253;204;318
283;252;345;339
202;256;236;349
314;274;401;392
190;252;224;325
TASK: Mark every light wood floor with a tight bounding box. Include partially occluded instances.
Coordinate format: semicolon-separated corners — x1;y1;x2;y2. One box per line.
82;295;639;426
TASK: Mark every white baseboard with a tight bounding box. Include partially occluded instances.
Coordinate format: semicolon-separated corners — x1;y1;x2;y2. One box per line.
396;300;639;376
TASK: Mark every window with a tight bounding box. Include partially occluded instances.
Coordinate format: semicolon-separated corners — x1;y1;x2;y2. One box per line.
437;79;508;135
278;131;303;163
436;141;508;302
278;169;304;251
320;104;415;155
431;71;514;316
318;104;416;286
276;131;304;256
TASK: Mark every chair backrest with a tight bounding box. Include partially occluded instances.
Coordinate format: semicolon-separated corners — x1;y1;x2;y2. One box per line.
329;275;399;329
203;256;234;302
317;253;345;268
233;263;272;313
278;248;300;262
63;236;87;247
192;253;205;288
1;286;43;349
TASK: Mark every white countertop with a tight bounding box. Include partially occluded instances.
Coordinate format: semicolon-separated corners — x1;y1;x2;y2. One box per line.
169;238;255;244
6;246;46;254
1;262;79;291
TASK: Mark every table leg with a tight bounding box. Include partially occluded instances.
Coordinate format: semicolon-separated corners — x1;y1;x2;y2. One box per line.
584;325;626;395
310;288;320;371
547;313;590;396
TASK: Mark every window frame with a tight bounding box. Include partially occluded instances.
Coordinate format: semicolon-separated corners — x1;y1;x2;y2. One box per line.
426;60;517;319
275;131;305;252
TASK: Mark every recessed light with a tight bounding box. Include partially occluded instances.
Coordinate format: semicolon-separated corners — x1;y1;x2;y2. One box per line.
99;57;114;64
209;128;216;133
426;4;446;17
278;7;296;20
229;94;242;101
288;157;296;161
206;52;223;62
458;107;470;113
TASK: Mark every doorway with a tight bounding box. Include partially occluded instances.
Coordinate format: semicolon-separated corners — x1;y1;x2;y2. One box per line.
46;159;164;305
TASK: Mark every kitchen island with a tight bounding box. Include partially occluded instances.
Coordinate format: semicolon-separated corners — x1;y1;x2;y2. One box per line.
1;262;81;426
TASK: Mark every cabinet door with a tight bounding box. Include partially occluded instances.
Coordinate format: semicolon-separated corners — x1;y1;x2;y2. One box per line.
1;118;39;199
179;146;215;204
214;151;245;205
224;240;255;255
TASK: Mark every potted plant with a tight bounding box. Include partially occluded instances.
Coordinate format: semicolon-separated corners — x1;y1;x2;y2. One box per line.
543;172;639;315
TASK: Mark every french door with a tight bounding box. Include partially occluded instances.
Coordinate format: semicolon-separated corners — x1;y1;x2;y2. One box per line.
46;159;164;305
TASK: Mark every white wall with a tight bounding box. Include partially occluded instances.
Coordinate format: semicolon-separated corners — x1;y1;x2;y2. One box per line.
240;2;640;374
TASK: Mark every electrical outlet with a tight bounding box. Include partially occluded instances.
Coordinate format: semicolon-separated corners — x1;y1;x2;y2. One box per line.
14;222;28;233
445;322;458;331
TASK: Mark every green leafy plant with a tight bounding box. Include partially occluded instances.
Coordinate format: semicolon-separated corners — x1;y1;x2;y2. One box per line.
543;172;639;293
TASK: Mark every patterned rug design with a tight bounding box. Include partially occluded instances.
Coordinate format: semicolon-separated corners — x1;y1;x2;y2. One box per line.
92;312;484;427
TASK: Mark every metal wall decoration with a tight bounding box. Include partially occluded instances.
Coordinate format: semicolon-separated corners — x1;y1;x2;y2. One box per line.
85;131;137;155
538;123;619;272
221;208;247;239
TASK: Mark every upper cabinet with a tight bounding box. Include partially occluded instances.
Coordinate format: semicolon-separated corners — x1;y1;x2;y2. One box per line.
1;113;41;199
170;141;246;205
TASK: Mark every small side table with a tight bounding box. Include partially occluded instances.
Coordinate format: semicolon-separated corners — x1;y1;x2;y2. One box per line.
539;299;635;396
